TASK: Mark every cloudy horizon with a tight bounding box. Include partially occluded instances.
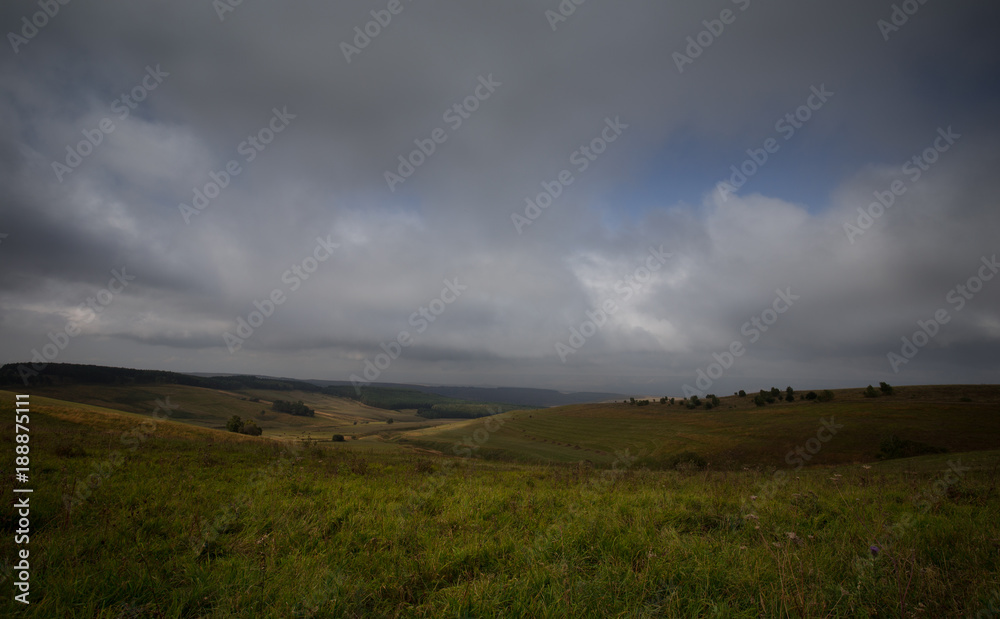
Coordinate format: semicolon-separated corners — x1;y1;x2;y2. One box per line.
1;0;998;396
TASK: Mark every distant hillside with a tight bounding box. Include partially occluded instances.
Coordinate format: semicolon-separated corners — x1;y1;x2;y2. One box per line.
0;363;531;421
308;380;623;408
0;362;322;392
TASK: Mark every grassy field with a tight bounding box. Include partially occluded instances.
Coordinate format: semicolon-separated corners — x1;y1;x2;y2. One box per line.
1;387;999;617
402;385;1000;469
14;384;458;440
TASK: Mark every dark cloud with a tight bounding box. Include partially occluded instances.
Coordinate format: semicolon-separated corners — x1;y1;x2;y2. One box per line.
1;0;998;394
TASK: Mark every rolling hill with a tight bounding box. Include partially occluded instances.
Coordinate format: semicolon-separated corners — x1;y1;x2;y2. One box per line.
401;384;1000;468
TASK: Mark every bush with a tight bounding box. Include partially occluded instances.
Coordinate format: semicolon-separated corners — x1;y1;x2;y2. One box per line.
817;390;834;402
769;387;781;397
226;415;244;433
785;386;795;402
805;391;818;400
332;434;345;442
239;421;262;436
667;451;707;471
707;394;720;407
878;435;946;460
879;382;894;395
753;394;766;407
386;418;394;424
738;390;746;398
272;400;314;417
704;402;714;410
689;395;701;407
863;385;879;398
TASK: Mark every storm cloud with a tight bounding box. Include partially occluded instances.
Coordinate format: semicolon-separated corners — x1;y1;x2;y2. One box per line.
1;0;998;394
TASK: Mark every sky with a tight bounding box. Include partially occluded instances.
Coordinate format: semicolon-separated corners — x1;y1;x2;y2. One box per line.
1;0;998;396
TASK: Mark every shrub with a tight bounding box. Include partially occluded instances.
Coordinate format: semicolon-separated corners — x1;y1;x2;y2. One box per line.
817;390;835;402
785;386;795;402
386;418;394;424
707;394;720;407
805;391;818;400
689;395;701;407
738;390;746;398
332;434;345;442
879;381;894;395
704;402;714;410
769;387;781;397
667;451;707;471
878;434;946;460
863;385;879;398
226;415;244;433
753;394;766;407
239;421;262;436
272;400;314;417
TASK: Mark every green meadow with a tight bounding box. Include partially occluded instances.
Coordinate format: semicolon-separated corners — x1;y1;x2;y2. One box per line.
1;385;998;617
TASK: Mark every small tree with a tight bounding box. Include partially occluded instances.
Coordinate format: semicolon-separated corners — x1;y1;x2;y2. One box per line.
753;394;766;407
770;387;781;398
805;391;818;400
879;381;894;395
738;390;746;398
240;421;262;436
332;434;345;442
689;395;701;407
785;386;795;402
226;415;244;433
863;385;879;398
817;389;835;402
386;418;394;424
